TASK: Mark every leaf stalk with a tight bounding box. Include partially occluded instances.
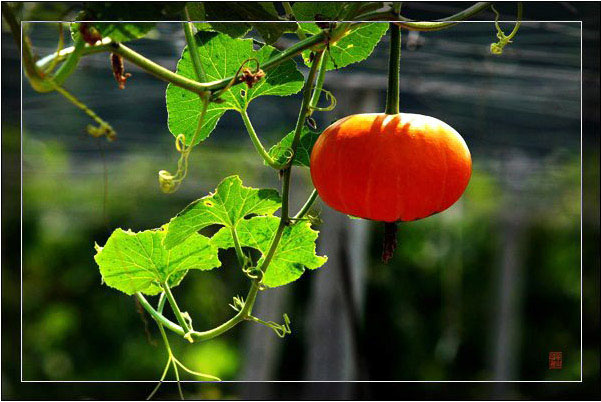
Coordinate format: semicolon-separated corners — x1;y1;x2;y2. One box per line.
293;189;319;223
240;109;288;169
162;283;192;338
182;7;207;82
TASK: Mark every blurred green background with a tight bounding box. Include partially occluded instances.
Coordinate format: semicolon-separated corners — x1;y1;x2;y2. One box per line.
2;2;599;400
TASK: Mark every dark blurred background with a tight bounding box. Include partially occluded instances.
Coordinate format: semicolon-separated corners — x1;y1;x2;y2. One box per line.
2;2;599;400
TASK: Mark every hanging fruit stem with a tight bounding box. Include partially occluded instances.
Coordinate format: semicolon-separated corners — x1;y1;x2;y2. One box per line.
384;22;401;115
382;222;398;263
383;15;402;262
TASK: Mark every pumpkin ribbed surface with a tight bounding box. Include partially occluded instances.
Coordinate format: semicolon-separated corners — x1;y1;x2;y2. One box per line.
310;113;472;222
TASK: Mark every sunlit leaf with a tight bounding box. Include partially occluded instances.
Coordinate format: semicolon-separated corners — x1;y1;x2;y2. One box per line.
296;22;388;71
94;227;220;296
267;127;321;167
164;175;281;249
212;216;327;287
165;32;303;145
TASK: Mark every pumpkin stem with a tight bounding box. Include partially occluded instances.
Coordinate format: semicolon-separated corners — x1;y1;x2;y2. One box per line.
384;19;401;115
382;222;398;263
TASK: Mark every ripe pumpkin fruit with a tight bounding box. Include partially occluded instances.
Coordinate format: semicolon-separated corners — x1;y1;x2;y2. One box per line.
310;113;472;222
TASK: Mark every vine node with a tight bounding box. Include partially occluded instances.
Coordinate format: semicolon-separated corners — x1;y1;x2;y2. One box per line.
229;295;246;312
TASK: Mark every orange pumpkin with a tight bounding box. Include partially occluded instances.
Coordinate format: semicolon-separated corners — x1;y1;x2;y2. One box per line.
310;113;472;222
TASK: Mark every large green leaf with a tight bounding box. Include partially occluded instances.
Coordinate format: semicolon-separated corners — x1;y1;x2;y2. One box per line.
212;216;327;288
165;32;304;145
298;22;389;71
94;227;220;296
294;3;391;70
267;126;321;168
292;2;388;72
164;176;281;249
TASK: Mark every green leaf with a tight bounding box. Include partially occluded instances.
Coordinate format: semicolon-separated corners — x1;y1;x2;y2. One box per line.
187;3;251;38
195;2;298;44
164;176;281;249
291;3;389;70
70;21;156;43
92;22;156;42
212;216;327;287
291;2;341;29
221;3;295;44
257;2;279;15
297;22;388;71
291;2;383;25
94;227;220;296
267;127;321;168
245;45;305;101
71;3;168;42
165;32;303;145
